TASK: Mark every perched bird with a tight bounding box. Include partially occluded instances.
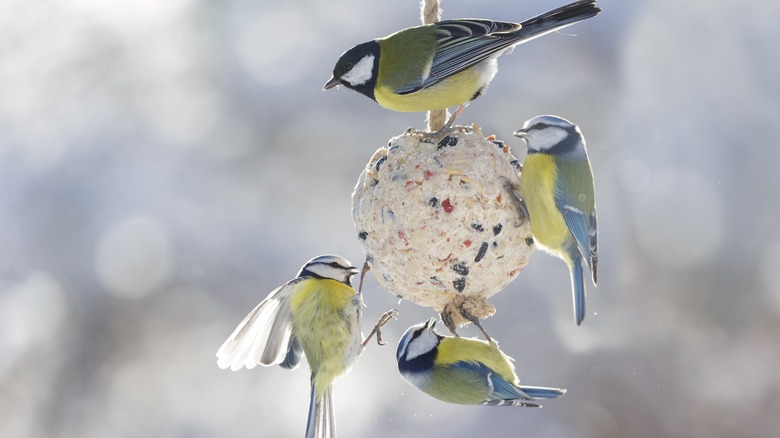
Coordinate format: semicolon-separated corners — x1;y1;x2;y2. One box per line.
216;255;395;438
514;115;598;326
396;318;566;406
324;0;600;128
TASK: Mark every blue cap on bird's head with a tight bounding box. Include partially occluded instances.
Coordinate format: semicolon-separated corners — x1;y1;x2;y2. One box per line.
514;115;575;137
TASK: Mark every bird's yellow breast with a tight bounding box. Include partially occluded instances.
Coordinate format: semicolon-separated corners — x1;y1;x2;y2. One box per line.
374;67;488;113
289;279;355;316
522;154;572;256
289;279;361;397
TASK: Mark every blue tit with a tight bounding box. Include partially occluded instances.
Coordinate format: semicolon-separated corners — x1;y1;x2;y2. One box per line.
396;318;566;406
324;1;600;128
514;115;598;326
216;255;364;438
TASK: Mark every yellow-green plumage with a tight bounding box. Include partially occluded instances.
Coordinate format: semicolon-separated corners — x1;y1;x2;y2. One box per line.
427;338;518;405
375;27;436;95
375;67;489;112
289;279;361;399
522;153;575;262
515;114;598;326
396;319;566;407
436;337;516;379
215;254;363;438
374;26;494;112
325;1;602;124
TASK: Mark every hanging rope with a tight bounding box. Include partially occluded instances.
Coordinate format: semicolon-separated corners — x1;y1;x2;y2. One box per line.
420;0;441;24
421;0;449;132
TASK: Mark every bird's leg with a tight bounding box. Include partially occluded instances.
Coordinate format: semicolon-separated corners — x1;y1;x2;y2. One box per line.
362;309;399;347
459;305;493;343
442;103;467;131
357;259;371;295
416;104;471;138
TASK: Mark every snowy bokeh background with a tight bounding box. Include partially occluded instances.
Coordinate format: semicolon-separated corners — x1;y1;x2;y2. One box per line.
2;0;780;437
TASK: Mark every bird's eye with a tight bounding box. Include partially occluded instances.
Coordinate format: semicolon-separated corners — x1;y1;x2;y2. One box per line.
329;262;341;268
344;62;354;71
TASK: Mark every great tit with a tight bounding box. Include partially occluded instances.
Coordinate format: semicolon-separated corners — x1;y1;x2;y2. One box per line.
217;255;395;438
324;0;601;128
514;115;598;326
396;318;566;406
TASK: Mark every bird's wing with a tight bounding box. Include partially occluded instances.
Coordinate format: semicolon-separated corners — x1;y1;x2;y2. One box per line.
395;19;520;95
281;335;304;370
216;278;304;371
451;361;539;406
586;209;598;283
396;0;601;94
554;189;598;283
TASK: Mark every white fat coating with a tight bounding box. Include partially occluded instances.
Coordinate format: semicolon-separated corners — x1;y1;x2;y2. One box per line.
352;128;533;316
341;54;375;86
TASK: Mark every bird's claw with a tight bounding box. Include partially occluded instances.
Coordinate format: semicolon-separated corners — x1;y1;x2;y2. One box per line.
362;309;399;347
416;124;471;139
500;177;529;226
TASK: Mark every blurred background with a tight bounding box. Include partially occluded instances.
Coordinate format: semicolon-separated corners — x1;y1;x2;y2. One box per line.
2;0;779;436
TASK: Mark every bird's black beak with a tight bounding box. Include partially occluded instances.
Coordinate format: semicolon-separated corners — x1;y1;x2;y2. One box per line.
323;76;340;90
513;128;528;139
424;317;437;330
347;266;360;276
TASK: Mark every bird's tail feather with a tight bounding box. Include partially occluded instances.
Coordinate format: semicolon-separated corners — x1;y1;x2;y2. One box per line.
511;0;601;44
519;385;567;399
305;382;336;438
482;398;542;407
481;385;566;406
570;254;587;326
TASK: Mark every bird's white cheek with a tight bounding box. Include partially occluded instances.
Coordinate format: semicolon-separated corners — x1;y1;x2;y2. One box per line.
530;128;568;151
342;55;375;86
403;333;438;361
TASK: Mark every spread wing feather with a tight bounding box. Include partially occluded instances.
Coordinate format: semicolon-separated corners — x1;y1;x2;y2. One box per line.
216;278;304;371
